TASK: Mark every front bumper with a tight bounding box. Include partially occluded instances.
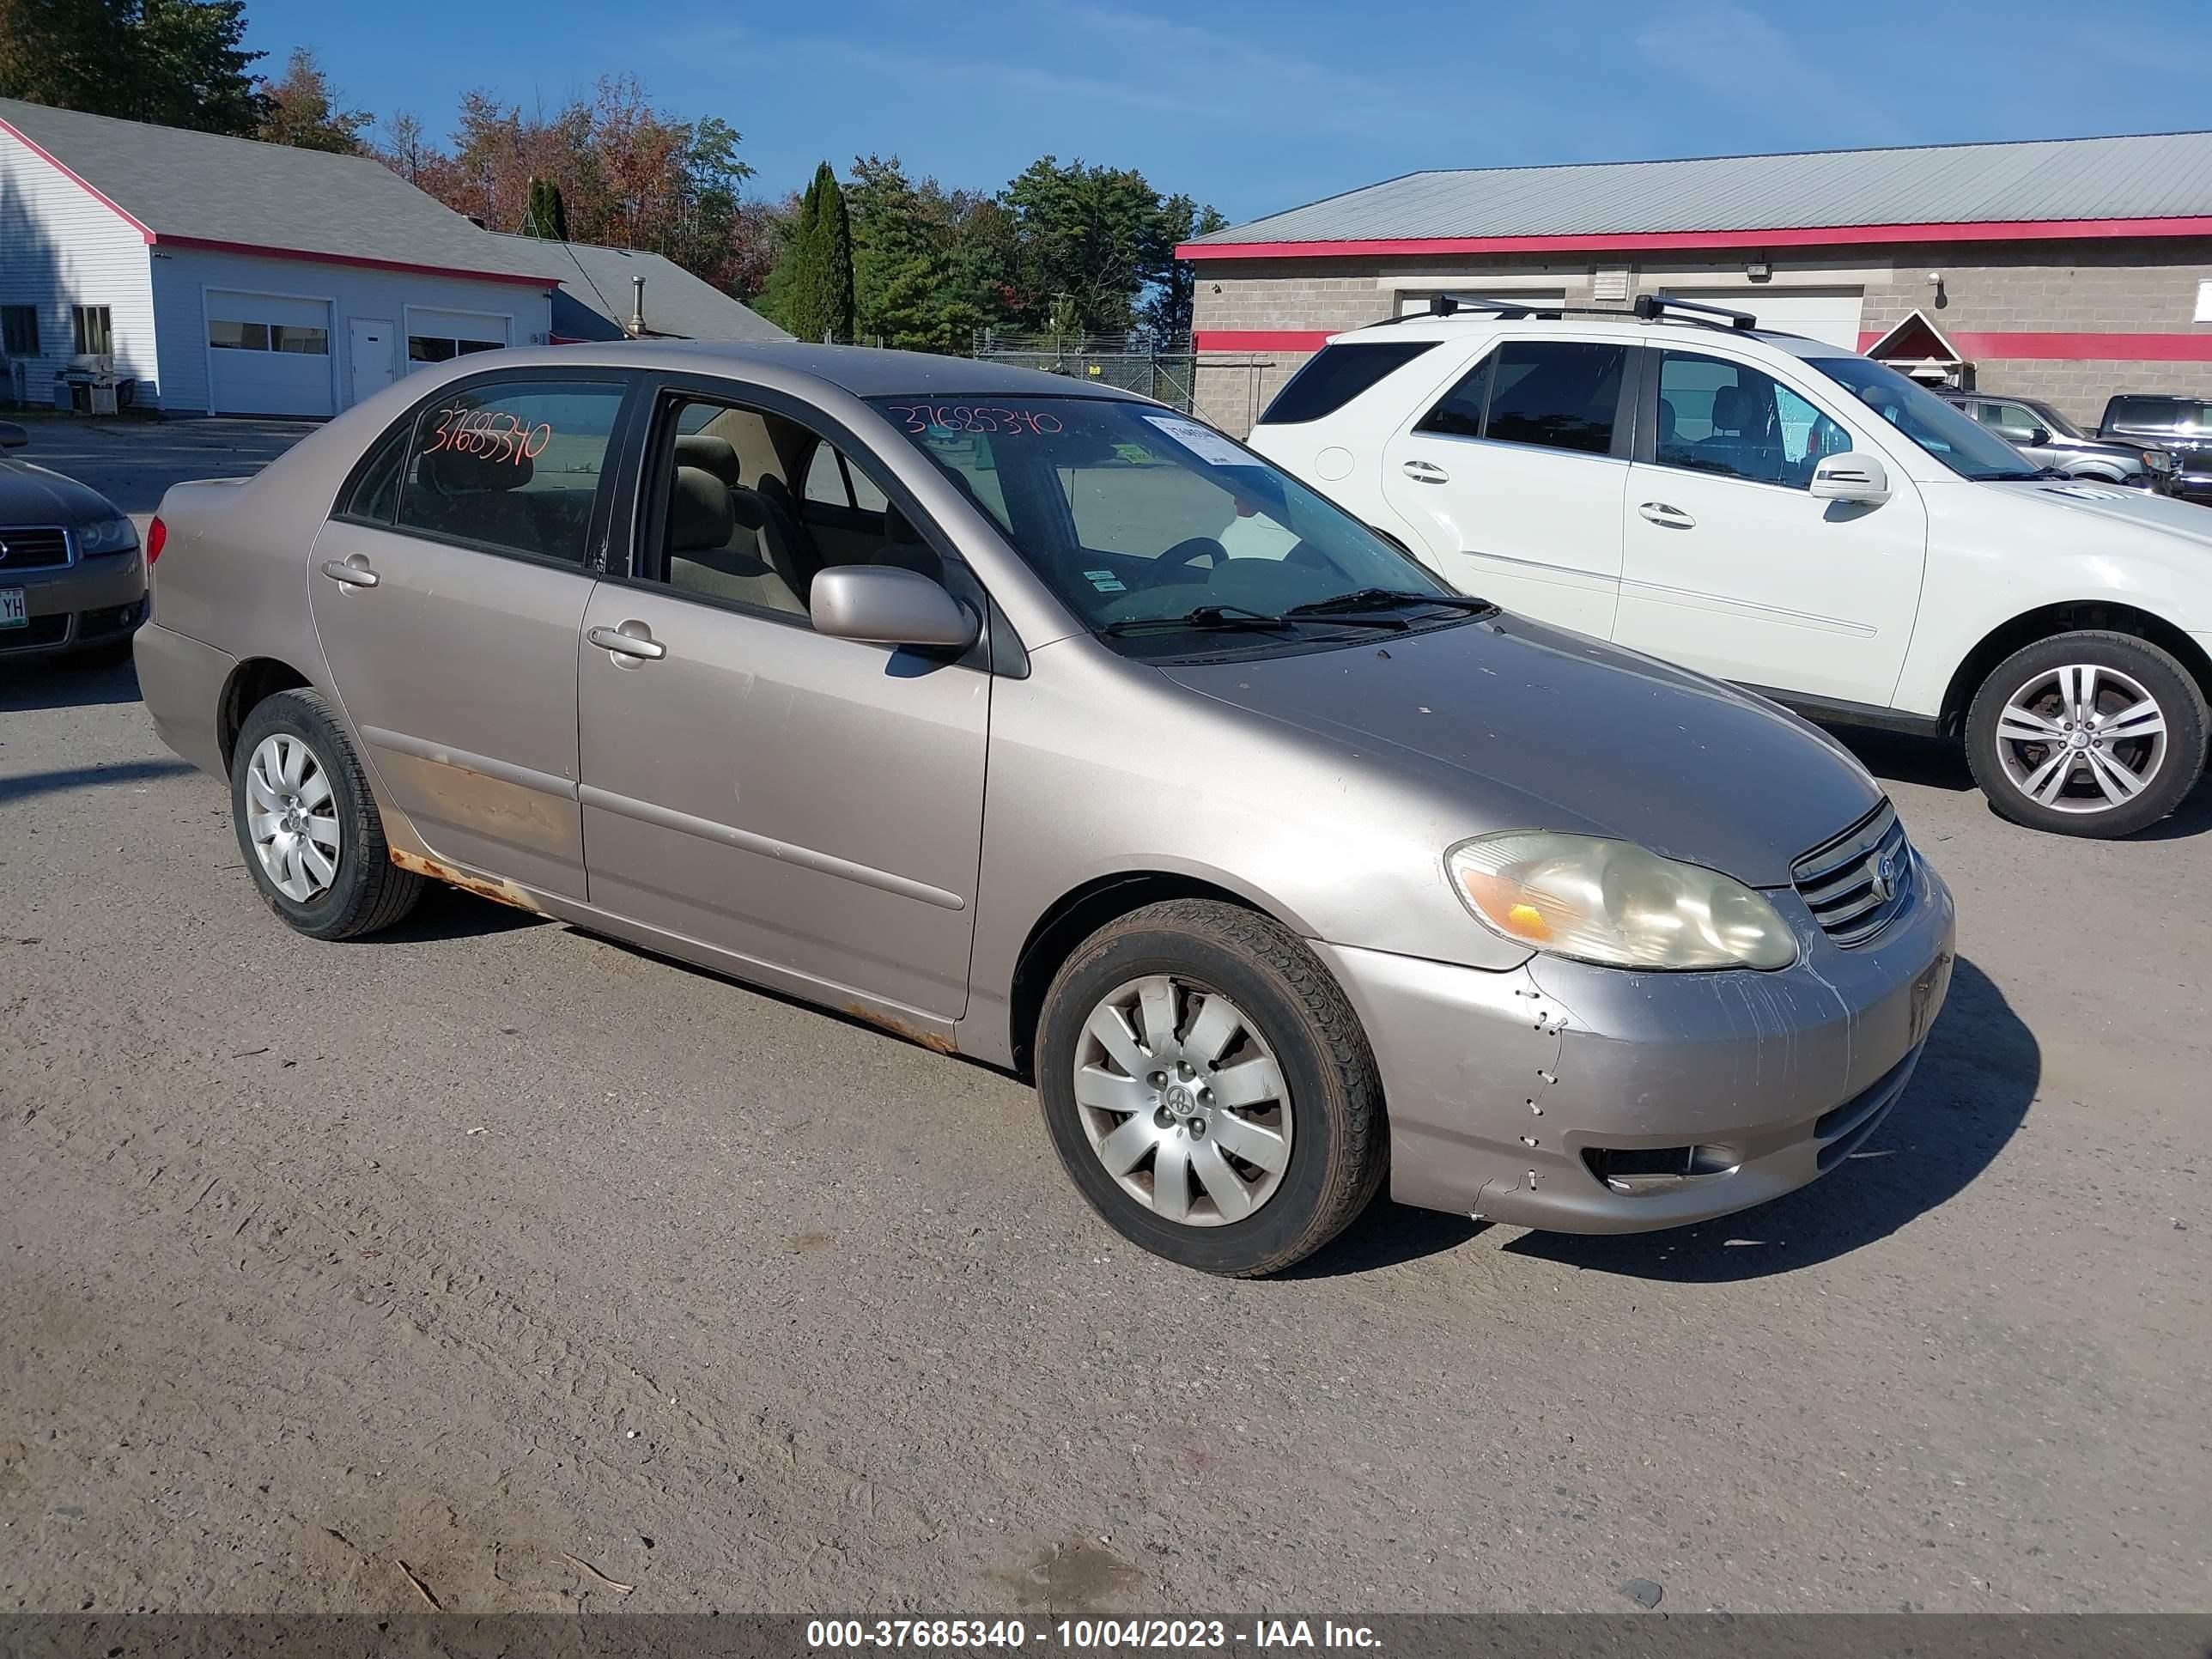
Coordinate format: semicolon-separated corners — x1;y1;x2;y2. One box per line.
0;546;147;658
1318;857;1956;1233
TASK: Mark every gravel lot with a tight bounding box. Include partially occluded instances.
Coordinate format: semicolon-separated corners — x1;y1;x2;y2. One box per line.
1;422;2207;1615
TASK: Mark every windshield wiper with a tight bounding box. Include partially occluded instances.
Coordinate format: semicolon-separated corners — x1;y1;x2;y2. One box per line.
1098;605;1304;637
1286;587;1498;622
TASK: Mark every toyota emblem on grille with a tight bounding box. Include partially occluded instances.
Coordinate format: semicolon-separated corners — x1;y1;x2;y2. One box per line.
1869;850;1900;903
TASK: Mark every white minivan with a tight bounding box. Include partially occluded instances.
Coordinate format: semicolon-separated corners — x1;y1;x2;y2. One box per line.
1249;295;2212;836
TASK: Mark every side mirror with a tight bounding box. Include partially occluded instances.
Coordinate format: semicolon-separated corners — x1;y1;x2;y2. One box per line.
2027;425;2052;447
0;421;26;450
1808;451;1892;506
810;564;979;651
1992;423;2035;445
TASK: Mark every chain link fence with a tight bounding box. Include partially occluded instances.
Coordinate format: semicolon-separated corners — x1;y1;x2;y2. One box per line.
967;331;1198;412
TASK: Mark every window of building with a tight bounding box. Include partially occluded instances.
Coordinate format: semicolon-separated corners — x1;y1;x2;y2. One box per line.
393;380;626;564
209;319;329;355
408;335;502;365
1653;351;1850;489
72;305;112;356
1;306;39;357
1417;340;1626;455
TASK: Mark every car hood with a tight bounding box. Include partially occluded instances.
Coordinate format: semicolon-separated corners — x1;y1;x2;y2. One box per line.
0;458;117;524
1158;613;1882;888
1984;476;2212;544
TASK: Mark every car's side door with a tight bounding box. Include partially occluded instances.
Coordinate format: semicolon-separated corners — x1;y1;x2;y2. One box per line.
1612;347;1927;708
308;373;637;898
574;382;990;1028
1377;337;1634;637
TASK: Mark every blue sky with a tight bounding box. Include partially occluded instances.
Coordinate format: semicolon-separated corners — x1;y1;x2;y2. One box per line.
243;0;2212;224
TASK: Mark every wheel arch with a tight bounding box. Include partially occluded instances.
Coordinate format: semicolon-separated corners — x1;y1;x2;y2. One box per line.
1939;602;2212;736
216;657;314;769
1006;871;1299;1079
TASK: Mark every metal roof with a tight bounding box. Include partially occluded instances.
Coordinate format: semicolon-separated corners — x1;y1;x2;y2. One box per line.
0;96;562;283
1190;131;2212;247
489;235;790;343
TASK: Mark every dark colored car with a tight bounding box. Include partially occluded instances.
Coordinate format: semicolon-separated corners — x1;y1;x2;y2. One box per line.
2099;396;2212;502
1943;392;2177;491
0;419;147;663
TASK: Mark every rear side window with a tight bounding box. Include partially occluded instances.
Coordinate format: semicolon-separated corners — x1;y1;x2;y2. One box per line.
337;421;409;524
2105;397;2204;432
1418;340;1628;457
394;380;626;564
1259;342;1437;425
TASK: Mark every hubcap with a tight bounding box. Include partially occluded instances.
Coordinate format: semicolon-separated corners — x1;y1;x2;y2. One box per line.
246;734;341;902
1995;663;2166;815
1071;975;1291;1227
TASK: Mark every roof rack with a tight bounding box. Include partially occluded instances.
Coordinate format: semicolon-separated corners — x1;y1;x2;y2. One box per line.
1633;290;1759;330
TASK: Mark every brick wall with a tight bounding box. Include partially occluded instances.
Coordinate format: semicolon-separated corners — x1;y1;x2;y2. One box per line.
1190;238;2212;434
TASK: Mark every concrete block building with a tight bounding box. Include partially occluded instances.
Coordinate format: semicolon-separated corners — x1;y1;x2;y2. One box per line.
1180;132;2212;435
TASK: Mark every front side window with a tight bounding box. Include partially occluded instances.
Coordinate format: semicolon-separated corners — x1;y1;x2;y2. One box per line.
1417;340;1626;456
1652;351;1851;489
72;305;112;356
1809;355;2037;481
872;396;1471;658
393;380;625;564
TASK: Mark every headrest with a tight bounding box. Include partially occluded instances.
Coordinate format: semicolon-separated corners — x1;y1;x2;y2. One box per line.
1710;384;1747;431
418;442;533;493
675;434;741;485
1656;396;1678;444
667;465;735;553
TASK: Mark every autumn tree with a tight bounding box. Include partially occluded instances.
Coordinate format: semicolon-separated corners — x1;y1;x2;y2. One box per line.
256;46;368;153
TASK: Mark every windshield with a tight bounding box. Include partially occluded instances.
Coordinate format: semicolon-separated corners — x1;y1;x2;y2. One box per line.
868;396;1471;654
1807;356;2038;481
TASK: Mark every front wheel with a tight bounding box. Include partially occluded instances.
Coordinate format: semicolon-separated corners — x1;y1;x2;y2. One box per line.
1036;899;1386;1276
1965;630;2209;837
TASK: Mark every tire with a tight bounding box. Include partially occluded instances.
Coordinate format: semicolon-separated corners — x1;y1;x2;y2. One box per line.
230;688;425;939
1036;898;1385;1277
1964;630;2209;837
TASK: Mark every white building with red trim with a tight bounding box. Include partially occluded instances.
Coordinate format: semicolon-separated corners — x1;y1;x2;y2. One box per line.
1180;132;2212;435
0;97;565;417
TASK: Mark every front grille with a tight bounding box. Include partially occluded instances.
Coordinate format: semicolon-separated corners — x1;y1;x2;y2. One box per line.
1793;801;1913;948
0;526;70;571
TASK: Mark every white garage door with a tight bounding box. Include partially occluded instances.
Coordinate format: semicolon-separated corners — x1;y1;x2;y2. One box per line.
206;291;334;416
1671;288;1865;350
405;307;510;371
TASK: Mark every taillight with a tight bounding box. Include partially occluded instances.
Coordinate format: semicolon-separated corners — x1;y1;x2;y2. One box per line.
146;516;167;565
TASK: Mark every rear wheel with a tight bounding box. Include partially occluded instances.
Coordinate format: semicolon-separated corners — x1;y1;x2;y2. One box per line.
1965;630;2208;837
1036;899;1385;1276
230;689;423;939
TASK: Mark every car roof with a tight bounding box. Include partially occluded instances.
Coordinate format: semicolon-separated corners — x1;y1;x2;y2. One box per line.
533;339;1153;402
1329;313;1849;361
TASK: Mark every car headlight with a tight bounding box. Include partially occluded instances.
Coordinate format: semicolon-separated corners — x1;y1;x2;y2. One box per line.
2145;450;2175;472
77;516;138;556
1448;831;1798;970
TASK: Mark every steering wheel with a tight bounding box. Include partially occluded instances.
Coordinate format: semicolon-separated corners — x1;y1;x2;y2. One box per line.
1133;537;1229;587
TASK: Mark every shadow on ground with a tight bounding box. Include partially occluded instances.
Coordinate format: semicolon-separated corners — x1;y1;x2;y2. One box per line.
1501;956;2034;1282
0;654;142;712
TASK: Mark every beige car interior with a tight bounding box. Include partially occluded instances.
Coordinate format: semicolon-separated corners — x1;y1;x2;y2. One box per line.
659;400;943;618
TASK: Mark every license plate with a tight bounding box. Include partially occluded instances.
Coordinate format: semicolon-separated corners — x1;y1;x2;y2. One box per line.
0;588;25;629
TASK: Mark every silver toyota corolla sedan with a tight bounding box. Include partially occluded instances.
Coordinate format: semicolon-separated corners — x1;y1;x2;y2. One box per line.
136;343;1954;1275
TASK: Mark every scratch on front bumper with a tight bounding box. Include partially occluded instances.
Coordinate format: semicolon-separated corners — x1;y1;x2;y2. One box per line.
1315;863;1957;1234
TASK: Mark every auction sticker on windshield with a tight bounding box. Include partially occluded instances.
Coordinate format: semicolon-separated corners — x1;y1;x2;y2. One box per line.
1143;414;1255;467
1;587;26;629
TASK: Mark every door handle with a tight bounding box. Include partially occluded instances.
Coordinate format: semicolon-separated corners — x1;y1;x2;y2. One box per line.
1638;501;1697;529
1401;459;1450;483
319;556;378;587
588;623;665;662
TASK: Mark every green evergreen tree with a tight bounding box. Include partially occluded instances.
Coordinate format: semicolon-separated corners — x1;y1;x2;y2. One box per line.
525;175;570;240
775;161;854;343
0;0;264;136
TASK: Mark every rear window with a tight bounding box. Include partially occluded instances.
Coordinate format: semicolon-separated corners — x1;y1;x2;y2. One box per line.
2104;397;2208;432
1258;341;1437;425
